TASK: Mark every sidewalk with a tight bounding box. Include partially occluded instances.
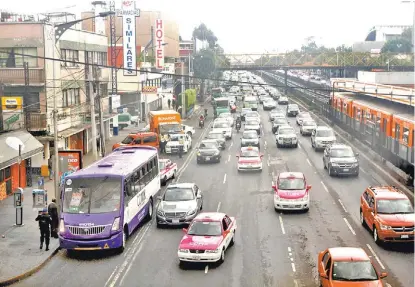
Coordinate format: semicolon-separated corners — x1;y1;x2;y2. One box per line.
0;125;143;286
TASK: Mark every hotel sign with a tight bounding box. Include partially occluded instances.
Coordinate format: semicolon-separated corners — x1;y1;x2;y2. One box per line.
154;19;164;70
121;1;139;76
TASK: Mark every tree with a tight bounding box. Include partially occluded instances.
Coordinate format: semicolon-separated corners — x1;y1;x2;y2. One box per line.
192;23;218;49
382;28;413;53
192;49;217;97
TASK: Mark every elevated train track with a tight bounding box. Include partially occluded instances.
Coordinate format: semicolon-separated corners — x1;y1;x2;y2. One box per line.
216;52;415;70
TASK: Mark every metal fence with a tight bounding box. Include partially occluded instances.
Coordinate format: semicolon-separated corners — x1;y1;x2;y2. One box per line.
148;97;162;111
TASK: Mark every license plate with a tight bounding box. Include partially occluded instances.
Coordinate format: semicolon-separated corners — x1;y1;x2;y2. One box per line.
205;157;210;160
172;219;179;224
343;169;349;172
401;235;409;239
192;255;201;260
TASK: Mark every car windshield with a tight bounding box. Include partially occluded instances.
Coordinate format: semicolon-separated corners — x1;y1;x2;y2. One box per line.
376;199;414;214
164;188;195;201
330;148;354;158
208;133;224;139
159;161;166;170
303;121;315;126
121;136;134;144
279;128;295;135
275;119;288;124
278;178;305;190
63;177;121;214
240;150;259;157
215;100;229;107
332;261;378;281
246;113;258;118
243;132;258;139
187;221;222;236
316;130;334;137
213;123;230;128
200;142;218;149
219;113;231;118
170;135;184;141
242;109;251;114
246;121;259;125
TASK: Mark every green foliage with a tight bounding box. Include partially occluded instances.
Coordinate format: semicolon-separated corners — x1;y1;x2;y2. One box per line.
192;23;218;49
184;89;196;109
193;48;216;78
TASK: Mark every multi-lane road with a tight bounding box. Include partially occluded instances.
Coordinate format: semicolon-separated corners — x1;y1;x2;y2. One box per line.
14;102;413;287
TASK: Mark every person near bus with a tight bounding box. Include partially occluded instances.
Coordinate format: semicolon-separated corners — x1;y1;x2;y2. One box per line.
35;208;52;250
48;199;59;238
167;98;171;109
160;134;166;153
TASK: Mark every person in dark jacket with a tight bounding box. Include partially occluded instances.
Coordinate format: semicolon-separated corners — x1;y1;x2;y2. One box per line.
36;208;52;250
48;199;59;238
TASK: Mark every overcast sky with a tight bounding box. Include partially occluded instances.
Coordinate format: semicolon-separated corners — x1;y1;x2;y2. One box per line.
2;0;413;53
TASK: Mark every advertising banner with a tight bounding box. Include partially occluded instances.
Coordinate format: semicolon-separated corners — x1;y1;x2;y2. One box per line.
1;96;24;130
154;19;164;69
58;150;83;185
142;86;158;93
122;1;138;76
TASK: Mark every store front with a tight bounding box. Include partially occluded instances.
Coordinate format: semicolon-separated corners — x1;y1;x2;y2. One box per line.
0;130;43;200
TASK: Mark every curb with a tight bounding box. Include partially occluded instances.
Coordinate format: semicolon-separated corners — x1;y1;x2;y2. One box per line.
0;247;60;286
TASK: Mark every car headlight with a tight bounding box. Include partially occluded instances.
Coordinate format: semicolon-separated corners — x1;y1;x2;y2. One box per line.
302;193;309;201
205;249;220;253
179;249;189;253
187;209;198;216
157;209;164;216
59;219;65;233
214;151;220;156
331;162;339;167
274;193;281;200
278;137;283;141
111;217;120;231
379;224;392;230
197;152;201;156
352;162;359;167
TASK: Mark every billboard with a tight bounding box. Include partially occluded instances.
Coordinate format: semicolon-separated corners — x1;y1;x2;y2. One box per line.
121;1;139;76
1;96;23;130
154;19;164;70
58;150;83;186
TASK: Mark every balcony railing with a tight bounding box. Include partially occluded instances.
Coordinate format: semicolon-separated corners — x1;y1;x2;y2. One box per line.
0;68;45;85
25;112;47;131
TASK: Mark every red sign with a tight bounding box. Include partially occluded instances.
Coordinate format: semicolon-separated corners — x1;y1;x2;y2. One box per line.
142;86;158;93
58;150;83;180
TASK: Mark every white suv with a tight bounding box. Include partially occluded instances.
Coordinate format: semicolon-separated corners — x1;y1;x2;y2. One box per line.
311;126;336;151
275;125;298;148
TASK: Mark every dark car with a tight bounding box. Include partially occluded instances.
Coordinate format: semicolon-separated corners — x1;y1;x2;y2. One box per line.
241;130;260;149
196;140;221;164
206;131;226;150
323;143;359;177
272;118;289;133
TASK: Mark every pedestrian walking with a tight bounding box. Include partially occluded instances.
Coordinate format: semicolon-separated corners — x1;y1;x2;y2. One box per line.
96;138;101;154
48;199;59;239
48;158;53;180
160;134;166;154
167;98;171;109
35;208;52;251
172;99;176;110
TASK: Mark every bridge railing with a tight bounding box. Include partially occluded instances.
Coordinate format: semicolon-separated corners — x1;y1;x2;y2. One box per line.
216;52;414;68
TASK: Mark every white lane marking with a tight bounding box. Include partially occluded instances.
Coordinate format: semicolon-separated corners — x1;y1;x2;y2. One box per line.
343;218;356;235
290;257;293;262
106;223;151;287
293;279;299;287
279;216;286;234
223;174;227;184
366;244;386;270
228;142;233;150
271;171;275;178
289;252;292;256
118;243;144;286
205;265;209;274
288;247;291;252
264;140;267;146
291;262;296;272
227;154;231;162
216;202;221;212
105;266;118;286
360;167;368;174
338;199;348;213
306;158;312;166
321;181;329;193
298;142;301;148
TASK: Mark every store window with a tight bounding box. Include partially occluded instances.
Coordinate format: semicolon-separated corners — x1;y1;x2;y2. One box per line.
62;88;80;107
60;49;79;67
0;47;37;67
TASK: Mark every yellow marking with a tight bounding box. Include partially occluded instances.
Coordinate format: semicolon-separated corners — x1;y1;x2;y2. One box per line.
74;247;102;250
104;243;110;249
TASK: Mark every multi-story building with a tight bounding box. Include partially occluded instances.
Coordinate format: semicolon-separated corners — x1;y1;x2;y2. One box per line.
0;12;113;192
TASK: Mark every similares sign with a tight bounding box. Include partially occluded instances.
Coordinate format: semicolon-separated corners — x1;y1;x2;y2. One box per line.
122;1;139;76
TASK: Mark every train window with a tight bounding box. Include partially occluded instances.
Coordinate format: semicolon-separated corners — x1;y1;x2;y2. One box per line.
403;127;409;144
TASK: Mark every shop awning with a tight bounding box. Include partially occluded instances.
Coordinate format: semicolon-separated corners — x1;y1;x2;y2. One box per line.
59;125;89;138
0;130;44;170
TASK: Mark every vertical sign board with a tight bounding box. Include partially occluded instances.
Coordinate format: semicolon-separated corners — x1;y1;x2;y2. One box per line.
155;19;164;70
58;150;83;186
120;1;140;76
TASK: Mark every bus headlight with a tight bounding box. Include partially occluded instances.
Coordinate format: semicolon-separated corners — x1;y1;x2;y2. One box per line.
59;219;65;233
112;217;120;231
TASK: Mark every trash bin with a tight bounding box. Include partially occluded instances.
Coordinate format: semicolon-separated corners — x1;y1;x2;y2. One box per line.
113;126;119;136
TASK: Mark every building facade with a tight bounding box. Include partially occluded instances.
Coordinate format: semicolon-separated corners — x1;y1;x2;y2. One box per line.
0;19;113;187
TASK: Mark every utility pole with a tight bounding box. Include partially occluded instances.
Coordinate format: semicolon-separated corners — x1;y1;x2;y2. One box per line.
88;64;98;161
181;63;185;119
52;23;60;211
150;26;154;61
95;66;106;157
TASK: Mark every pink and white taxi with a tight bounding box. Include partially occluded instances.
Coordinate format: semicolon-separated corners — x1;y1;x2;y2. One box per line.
177;212;237;265
272;172;311;212
236;146;263;171
159;159;177;186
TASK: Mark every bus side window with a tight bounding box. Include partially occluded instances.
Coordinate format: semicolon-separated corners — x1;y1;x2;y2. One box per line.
132;171;140;196
153;158;158;174
124;180;133;206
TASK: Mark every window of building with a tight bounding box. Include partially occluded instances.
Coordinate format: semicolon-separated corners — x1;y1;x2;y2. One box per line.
0;47;37;67
62;88;80;107
60;49;79;67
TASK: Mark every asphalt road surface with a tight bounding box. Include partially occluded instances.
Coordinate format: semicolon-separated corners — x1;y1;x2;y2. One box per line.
14;103;413;287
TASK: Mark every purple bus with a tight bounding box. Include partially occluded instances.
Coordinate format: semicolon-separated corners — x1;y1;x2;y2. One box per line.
58;146;160;252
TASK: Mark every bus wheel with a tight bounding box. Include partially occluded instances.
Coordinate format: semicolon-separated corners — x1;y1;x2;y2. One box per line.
145;199;153;221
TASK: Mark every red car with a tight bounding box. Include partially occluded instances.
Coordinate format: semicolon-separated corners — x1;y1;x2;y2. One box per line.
177;212;237;266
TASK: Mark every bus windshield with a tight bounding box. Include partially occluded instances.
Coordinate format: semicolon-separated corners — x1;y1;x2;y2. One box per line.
63;177;122;214
215;100;229;107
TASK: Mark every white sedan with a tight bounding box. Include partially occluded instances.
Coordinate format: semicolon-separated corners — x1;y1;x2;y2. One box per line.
217;113;234;127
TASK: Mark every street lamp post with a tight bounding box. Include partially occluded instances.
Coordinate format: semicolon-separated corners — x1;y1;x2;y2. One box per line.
51;11;114;213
